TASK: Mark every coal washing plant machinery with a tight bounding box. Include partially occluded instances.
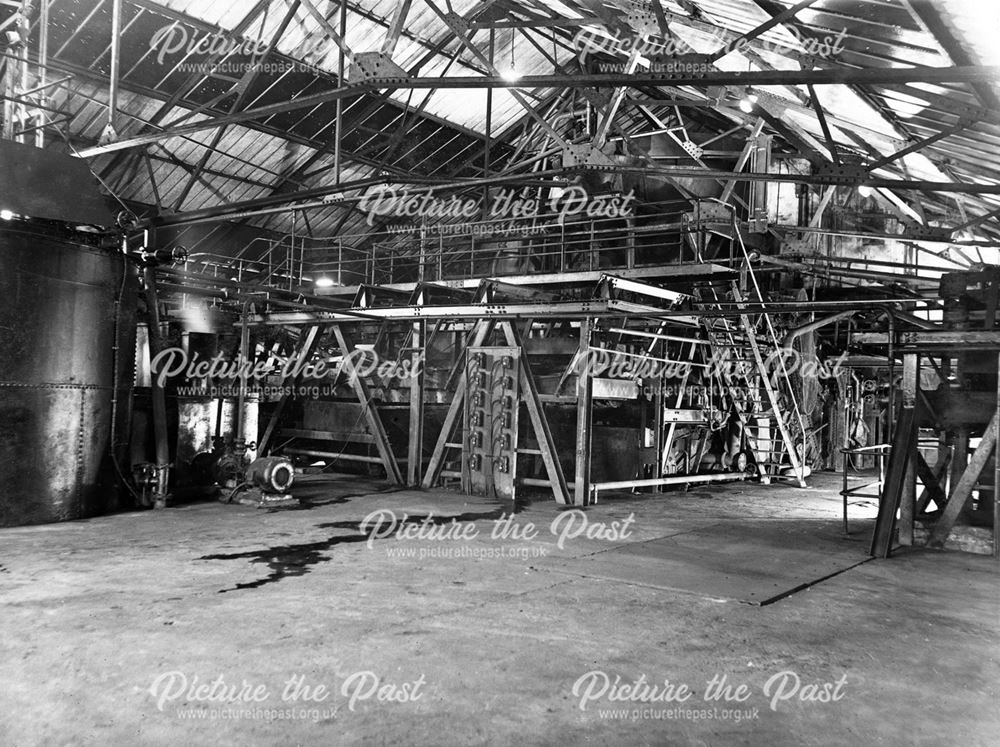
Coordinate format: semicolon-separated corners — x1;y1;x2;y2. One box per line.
0;139;295;526
0;139;138;526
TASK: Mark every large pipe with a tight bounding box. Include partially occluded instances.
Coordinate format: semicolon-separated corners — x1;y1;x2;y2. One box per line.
234;308;249;446
782;310;857;347
35;0;49;147
333;0;346;185
107;0;122;138
591;472;749;495
142;265;171;508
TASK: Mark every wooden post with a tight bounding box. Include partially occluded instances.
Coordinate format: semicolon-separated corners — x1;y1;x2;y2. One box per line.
915;450;950;514
421;320;492;488
950;427;969;506
500;322;571;505
898;354;919;546
871;352;918;557
258;324;323;455
660;339;700;477
331;325;403;485
928;409;1000;548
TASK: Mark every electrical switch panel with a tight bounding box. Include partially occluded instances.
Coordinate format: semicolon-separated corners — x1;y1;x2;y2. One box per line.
463;346;521;500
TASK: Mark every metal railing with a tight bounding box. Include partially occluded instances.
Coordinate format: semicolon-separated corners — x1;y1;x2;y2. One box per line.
187;198;735;293
300;199;724;287
184;232;309;290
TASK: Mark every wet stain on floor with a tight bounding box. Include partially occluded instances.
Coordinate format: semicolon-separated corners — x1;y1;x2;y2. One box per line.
200;534;370;592
200;503;529;593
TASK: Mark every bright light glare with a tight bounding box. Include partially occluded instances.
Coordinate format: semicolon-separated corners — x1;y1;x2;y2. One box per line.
0;209;13;220
857;185;874;198
739;88;758;113
314;276;335;288
500;65;522;83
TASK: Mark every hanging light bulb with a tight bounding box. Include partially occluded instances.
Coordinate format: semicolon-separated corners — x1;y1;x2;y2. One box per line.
500;30;521;82
739;86;758;113
500;64;521;83
314;276;335;288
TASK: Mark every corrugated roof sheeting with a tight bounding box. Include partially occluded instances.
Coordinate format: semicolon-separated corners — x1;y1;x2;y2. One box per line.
153;0;251;29
38;0;496;183
8;0;1000;249
46;76;344;214
243;152;378;238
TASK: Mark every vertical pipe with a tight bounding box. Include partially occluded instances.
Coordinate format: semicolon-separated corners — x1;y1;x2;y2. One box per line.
417;226;425;282
626;215;635;269
35;0;51;148
289;215;295;291
17;0;32;143
17;0;31;143
887;312;895;444
483;28;493;220
142;266;170;508
574;319;593;506
334;0;346;185
653;376;664;492
407;321;425;486
235;305;249;445
2;39;16;141
2;1;27;141
898;352;919;546
298;235;304;286
107;0;122;138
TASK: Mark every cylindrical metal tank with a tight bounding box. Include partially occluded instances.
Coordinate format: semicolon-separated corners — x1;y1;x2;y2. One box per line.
0;222;137;526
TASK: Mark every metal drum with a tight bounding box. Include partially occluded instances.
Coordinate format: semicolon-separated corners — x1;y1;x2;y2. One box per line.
0;223;137;526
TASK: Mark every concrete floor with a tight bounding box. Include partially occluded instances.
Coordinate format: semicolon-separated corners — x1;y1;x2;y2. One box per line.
1;472;997;746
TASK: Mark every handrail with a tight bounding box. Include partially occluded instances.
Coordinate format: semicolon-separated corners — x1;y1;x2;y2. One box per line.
184;197;725;291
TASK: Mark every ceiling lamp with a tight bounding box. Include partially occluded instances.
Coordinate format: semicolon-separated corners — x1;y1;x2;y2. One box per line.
739;87;758;113
314;276;335;288
500;30;521;83
499;64;521;83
